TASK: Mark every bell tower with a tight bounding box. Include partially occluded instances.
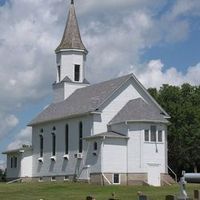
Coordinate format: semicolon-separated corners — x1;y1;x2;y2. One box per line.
53;0;89;102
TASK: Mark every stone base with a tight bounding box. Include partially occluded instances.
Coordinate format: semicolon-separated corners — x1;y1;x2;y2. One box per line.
90;173;148;185
161;173;176;186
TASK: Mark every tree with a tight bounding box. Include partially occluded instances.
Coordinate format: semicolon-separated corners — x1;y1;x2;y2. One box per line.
148;84;200;177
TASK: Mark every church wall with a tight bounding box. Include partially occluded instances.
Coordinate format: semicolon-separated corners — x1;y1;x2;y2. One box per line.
84;139;102;174
127;122;167;186
31;115;93;180
6;153;21;179
20;149;33;178
93;79;143;134
93;78;166;136
63;82;88;100
102;138;127;173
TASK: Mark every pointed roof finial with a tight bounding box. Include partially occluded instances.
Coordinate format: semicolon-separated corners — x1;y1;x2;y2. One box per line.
71;0;74;5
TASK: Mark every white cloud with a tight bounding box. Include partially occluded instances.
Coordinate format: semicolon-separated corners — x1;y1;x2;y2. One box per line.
0;114;19;139
7;127;32;150
125;60;200;88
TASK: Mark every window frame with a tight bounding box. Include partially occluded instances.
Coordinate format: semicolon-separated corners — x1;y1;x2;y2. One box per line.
94;142;98;151
74;64;80;82
144;130;150;142
79;122;83;153
11;157;13;169
14;157;17;168
113;173;120;184
150;125;157;142
39;135;44;158
52;132;56;156
158;130;163;142
65;124;69;155
57;65;61;82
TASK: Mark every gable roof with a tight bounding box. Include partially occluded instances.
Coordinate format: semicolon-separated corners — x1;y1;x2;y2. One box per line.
29;74;132;126
55;2;87;53
109;98;169;124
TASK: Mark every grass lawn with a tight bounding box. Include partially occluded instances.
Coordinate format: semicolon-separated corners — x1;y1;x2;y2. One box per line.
0;182;199;200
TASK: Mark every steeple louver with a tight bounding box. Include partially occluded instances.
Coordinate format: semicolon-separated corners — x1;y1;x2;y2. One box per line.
55;2;87;53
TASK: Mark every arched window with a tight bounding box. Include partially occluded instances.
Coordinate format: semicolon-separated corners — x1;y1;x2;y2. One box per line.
53;126;56;131
39;135;44;157
94;142;97;151
52;133;56;156
79;122;83;153
65;124;69;155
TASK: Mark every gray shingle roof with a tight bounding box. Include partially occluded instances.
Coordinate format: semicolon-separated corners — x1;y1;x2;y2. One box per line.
29;74;132;125
109;98;169;124
84;131;129;140
55;3;87;52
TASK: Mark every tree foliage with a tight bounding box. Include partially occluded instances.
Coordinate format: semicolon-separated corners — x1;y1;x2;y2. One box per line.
0;168;6;182
148;84;200;176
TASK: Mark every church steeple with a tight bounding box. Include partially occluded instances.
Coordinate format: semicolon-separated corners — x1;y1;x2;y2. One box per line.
53;1;89;103
55;1;87;53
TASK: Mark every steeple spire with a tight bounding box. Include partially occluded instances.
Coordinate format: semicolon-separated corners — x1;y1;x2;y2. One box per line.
56;1;87;53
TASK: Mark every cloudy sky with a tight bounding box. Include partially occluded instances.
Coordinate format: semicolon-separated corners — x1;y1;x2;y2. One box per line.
0;0;200;168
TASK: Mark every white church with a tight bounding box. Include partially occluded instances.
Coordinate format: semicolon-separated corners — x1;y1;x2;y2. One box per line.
3;1;174;186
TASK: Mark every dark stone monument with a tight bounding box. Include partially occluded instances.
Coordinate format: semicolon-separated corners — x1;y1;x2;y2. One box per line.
138;195;148;200
86;196;95;200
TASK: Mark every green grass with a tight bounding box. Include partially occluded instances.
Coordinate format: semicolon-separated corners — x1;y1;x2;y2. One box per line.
0;182;199;200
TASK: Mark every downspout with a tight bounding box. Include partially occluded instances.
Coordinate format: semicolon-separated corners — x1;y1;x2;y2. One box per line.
125;121;128;185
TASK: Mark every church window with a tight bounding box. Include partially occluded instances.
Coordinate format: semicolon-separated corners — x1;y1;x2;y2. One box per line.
150;125;156;142
158;130;163;142
14;157;17;168
144;130;149;142
113;174;120;184
11;157;13;168
79;122;83;153
52;133;56;156
74;65;80;81
53;126;56;131
58;65;61;82
65;124;69;155
94;142;97;151
39;135;44;157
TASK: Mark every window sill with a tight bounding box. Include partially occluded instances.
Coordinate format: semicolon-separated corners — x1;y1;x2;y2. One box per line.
38;157;43;162
63;154;69;160
51;156;56;161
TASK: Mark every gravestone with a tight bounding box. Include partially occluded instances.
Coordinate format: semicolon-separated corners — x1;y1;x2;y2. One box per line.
194;190;200;200
86;196;96;200
138;195;148;200
165;195;176;200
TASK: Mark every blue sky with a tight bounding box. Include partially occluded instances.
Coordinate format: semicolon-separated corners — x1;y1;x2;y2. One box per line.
0;0;200;168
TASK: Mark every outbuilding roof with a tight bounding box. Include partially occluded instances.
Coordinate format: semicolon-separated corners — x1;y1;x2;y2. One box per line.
109;98;169;124
84;131;129;140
